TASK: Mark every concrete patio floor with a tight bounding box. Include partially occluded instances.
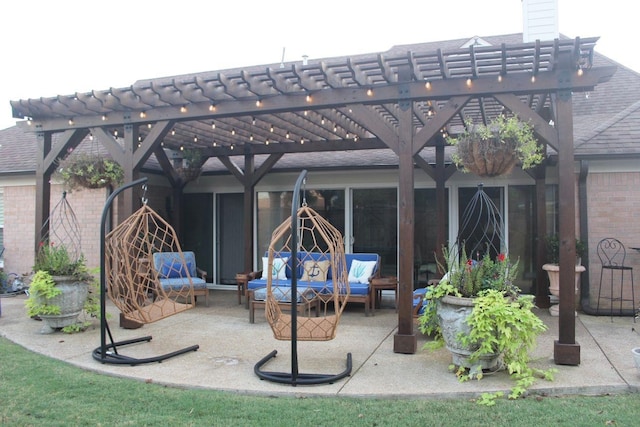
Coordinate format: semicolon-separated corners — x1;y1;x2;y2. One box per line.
1;289;639;399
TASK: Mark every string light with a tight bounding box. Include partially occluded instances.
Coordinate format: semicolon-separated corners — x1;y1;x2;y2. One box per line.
270;124;274;132
250;134;254;141
231;128;236;135
265;139;269;145
171;129;176;136
577;68;584;76
139;111;146;119
252;117;256;125
466;78;472;87
498;74;503;83
209;103;216;112
147;123;152;129
306;94;312;102
211;121;216;129
194;136;198;142
180;105;187;113
68;118;74;125
425;81;432;90
101;115;107;121
285;130;290;139
531;75;536;83
366;88;373;96
256;99;262;107
180;145;184;151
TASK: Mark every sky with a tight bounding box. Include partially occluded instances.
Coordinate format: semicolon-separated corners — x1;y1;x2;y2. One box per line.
1;0;636;131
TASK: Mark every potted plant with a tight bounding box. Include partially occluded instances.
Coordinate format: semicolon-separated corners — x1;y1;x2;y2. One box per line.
25;241;96;333
447;115;544;177
418;245;554;404
55;152;124;191
542;234;587;316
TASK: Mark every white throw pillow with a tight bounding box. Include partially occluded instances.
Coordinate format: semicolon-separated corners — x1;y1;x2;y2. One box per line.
347;259;377;284
261;257;289;280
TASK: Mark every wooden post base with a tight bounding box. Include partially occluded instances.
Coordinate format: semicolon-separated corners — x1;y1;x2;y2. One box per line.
554;340;580;365
393;332;417;354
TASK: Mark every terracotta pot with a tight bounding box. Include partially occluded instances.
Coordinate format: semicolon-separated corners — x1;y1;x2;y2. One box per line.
542;264;586;316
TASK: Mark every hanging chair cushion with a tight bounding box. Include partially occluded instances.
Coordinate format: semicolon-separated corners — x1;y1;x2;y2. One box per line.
152;252;208;290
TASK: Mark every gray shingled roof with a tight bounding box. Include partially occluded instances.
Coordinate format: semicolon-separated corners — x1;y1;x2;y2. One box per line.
2;33;639;176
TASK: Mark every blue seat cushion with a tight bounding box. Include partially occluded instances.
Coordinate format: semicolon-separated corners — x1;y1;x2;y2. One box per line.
159;277;207;291
253;286;315;303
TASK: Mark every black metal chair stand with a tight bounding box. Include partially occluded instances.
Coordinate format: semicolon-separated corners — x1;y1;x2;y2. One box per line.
254;170;352;385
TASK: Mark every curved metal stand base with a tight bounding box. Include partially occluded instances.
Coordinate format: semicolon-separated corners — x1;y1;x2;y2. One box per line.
254;350;352;386
92;335;199;366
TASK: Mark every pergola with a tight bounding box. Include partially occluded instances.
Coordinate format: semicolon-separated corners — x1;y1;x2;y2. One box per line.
12;36;615;362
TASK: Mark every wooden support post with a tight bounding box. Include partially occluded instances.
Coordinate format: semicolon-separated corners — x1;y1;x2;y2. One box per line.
394;65;417;354
553;49;580;366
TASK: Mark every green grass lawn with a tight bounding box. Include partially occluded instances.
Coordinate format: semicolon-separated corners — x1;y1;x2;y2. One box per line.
1;336;639;426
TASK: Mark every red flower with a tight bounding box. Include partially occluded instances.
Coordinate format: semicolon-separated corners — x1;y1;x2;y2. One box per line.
497;253;506;262
466;259;473;266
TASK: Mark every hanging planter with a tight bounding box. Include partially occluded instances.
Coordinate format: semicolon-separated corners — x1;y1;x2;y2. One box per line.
448;115;544;177
55;153;124;190
175;148;204;183
176;165;202;182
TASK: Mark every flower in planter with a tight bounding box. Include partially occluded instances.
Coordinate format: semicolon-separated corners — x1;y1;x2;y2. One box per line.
448;115;544;177
418;245;553;404
438;246;520;298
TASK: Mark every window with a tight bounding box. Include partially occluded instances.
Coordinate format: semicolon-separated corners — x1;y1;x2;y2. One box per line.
256;189;345;265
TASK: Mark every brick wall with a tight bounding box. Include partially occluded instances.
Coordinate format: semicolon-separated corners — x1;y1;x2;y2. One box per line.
3;184;170;277
585;172;640;310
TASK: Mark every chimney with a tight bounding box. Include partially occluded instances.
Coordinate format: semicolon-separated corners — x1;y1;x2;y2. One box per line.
522;0;559;43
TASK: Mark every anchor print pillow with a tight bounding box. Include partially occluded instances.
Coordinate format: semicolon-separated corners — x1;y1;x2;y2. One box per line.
300;260;331;282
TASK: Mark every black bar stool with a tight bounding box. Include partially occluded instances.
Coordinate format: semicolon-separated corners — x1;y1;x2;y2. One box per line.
596;238;636;321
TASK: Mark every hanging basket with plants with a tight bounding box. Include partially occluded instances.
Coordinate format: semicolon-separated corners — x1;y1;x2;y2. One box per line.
175;148;204;183
55;153;124;190
448;115;544;177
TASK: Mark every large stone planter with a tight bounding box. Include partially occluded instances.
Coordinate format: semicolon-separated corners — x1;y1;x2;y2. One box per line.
436;295;500;372
36;276;89;334
542;264;585;316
